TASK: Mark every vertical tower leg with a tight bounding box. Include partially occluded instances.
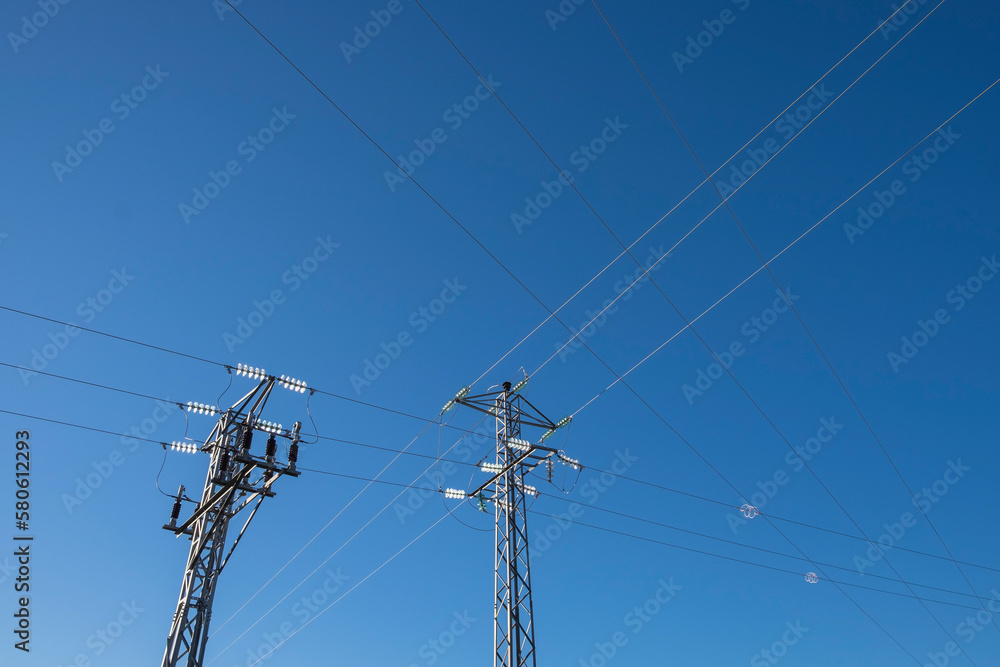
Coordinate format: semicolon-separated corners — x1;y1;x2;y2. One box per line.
161;378;301;667
161;415;240;667
493;383;536;667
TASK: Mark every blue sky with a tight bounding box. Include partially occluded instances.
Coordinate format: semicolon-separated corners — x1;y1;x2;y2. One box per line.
2;0;999;665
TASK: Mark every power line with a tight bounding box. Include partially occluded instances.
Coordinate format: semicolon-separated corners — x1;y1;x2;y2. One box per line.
601;468;1000;575
212;0;625;395
585;1;979;659
246;506;455;667
0;358;490;466
525;0;961;397
0;327;478;435
341;20;857;649
0;391;481;658
2;1;953;595
565;74;1000;418
0;304;224;367
1;5;983;666
0;407;174;448
7;400;993;663
536;492;997;605
542;0;957;392
306;431;478;468
204;414;438;643
6;402;993;615
162;5;941;658
417;0;947;654
0;322;519;657
205;381;503;657
341;24;977;648
212;498;997;667
0;360;186;407
0;406;451;495
159;376;303;666
530;510;996;614
425;0;926;390
206;411;491;662
6;398;996;578
5;1;976;664
593;0;999;649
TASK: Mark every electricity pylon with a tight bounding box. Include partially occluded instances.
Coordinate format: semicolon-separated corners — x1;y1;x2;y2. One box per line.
448;380;574;667
160;368;306;667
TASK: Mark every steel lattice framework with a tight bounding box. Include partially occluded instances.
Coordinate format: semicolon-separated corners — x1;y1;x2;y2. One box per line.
456;381;558;667
161;377;301;667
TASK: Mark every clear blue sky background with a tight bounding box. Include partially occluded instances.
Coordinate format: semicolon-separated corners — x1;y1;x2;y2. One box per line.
2;0;999;665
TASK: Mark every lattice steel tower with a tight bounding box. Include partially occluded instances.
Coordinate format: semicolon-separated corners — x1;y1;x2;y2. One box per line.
160;368;306;667
452;380;572;667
